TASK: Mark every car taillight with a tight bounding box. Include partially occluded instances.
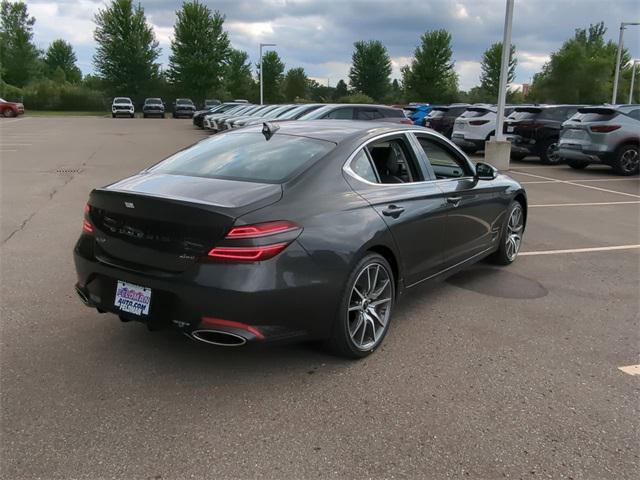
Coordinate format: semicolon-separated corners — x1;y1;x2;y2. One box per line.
208;220;302;262
82;203;93;234
469;120;490;126
590;125;621;133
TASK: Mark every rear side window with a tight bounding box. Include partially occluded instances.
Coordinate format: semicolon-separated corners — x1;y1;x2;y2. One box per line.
151;133;335;183
356;108;384;120
350;150;378;183
325;108;354;119
366;137;423;184
383;108;404;118
446;107;467;117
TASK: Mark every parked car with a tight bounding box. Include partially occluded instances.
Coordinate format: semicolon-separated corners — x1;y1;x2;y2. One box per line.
74;120;526;358
111;97;134;118
172;98;196;118
216;105;280;132
224;104;297;130
203;104;259;131
504;105;581;163
452;105;516;154
0;97;25;118
193;102;246;128
203;99;221;109
239;104;324;127
423;104;471;138
142;98;165;118
557;105;640;175
298;104;412;124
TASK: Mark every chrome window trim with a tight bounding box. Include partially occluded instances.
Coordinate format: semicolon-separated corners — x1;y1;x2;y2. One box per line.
342;129;477;187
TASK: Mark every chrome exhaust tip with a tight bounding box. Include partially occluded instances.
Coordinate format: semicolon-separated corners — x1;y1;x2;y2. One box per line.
75;286;90;306
191;329;247;347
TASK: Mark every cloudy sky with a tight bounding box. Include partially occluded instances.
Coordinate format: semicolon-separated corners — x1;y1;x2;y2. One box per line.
23;0;640;90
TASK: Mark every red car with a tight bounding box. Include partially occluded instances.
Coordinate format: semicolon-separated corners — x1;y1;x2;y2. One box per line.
0;98;25;118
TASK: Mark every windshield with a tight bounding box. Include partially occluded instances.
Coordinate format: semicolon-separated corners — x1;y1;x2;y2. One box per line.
0;98;6;103
150;132;335;183
177;99;193;105
145;99;162;104
114;98;131;104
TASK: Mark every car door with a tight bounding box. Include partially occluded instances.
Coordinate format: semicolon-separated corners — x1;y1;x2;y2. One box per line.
343;132;449;285
411;132;507;268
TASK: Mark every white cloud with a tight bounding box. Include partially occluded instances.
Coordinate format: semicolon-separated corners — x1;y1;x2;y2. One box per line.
455;60;482;91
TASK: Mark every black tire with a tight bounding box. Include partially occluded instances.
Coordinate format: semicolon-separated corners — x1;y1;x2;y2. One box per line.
112;113;116;118
3;108;16;118
143;113;147;118
568;160;589;170
613;144;639;176
510;152;527;161
490;201;525;266
130;113;135;118
540;138;561;164
325;253;395;359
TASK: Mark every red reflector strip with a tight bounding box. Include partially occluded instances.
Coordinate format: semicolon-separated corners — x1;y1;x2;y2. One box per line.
590;125;621;133
208;242;289;261
82;220;93;234
201;317;265;340
226;221;298;238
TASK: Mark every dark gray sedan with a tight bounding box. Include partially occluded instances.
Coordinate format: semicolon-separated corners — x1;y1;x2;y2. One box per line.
74;121;527;358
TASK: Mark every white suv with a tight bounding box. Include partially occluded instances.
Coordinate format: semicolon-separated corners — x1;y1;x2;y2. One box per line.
452;105;515;154
112;97;134;118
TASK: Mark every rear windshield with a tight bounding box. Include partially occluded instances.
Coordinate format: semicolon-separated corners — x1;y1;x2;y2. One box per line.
150;133;335;183
428;110;445;118
508;110;540;120
460;109;490;118
571;110;618;122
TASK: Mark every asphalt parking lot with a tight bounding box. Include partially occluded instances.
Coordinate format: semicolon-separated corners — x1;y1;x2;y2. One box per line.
1;116;638;479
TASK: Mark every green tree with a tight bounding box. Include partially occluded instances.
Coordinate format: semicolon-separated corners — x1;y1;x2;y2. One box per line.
258;50;284;103
45;39;82;83
93;0;160;97
0;1;41;87
224;49;255;100
168;1;230;102
402;29;459;103
348;40;391;101
333;79;348;99
479;42;517;99
283;67;308;101
529;22;629;104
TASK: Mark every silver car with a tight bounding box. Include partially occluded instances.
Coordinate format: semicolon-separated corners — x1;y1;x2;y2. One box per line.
558;105;640;175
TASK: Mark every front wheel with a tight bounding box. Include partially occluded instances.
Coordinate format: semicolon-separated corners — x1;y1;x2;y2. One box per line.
3;108;16;118
326;253;395;358
490;201;525;265
613;145;639;176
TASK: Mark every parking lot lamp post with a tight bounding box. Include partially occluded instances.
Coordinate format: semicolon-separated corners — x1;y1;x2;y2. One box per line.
629;60;639;104
259;43;277;105
612;22;640;104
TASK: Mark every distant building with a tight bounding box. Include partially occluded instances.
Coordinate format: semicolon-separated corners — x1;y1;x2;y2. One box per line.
522;83;531;96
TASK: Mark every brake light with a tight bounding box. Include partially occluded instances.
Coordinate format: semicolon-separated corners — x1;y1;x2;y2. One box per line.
82;204;93;234
469;120;490;126
590;125;621;133
208;220;302;262
226;220;298;238
208;243;289;261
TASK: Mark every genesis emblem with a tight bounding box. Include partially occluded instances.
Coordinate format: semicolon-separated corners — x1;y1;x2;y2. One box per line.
124;201;135;209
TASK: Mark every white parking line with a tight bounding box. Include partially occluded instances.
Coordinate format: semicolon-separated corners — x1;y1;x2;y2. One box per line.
521;178;640;184
513;170;640;199
618;365;640;376
530;201;640;208
520;245;640;256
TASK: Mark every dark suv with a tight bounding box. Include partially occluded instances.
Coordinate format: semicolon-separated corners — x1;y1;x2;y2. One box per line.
504;105;581;163
172;98;196;118
142;98;165;118
423;104;471;138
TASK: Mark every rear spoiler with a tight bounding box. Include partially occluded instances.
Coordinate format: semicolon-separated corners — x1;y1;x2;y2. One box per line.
577;107;618;115
513;107;543;113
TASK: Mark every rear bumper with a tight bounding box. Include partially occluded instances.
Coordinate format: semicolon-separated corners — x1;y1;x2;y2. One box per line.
73;238;340;344
452;134;484;150
557;147;614;165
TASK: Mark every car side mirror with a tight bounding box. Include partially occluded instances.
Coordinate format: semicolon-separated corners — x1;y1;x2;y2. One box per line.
475;162;498;180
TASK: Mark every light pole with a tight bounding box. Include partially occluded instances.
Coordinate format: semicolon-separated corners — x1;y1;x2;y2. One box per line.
612;22;640;104
630;60;640;104
259;43;276;105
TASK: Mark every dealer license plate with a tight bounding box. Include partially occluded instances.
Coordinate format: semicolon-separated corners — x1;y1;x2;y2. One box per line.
114;281;151;316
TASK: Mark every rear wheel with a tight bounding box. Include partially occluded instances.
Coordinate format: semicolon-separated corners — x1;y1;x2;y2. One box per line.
568;160;589;170
540;138;561;164
613;145;639;176
490;201;524;265
326;253;395;358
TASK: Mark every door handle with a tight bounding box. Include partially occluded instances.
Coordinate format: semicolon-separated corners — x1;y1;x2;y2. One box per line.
447;196;463;207
382;205;405;218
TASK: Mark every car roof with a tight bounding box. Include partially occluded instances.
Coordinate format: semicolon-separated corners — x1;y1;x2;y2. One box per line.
226;120;422;143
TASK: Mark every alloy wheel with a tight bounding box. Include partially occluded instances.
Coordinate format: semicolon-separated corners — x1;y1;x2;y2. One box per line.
546;142;560;163
505;204;524;261
347;262;393;351
620;148;639;174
